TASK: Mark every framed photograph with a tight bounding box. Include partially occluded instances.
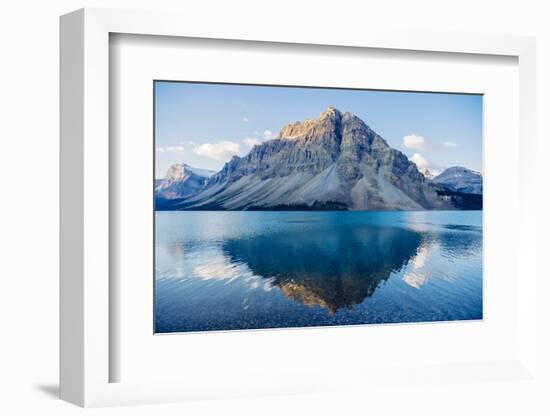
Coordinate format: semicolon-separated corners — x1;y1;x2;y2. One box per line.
153;81;484;334
60;8;538;407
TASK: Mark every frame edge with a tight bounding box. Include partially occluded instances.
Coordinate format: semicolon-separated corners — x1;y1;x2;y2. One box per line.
59;8;85;407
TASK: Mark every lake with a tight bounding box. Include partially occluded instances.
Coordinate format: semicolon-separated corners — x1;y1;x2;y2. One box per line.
155;210;482;333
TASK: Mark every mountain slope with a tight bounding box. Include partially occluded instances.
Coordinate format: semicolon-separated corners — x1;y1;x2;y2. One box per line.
175;107;453;211
433;166;483;195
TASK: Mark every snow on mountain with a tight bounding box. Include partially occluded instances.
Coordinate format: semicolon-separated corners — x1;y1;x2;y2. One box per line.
168;107;454;211
432;166;483;195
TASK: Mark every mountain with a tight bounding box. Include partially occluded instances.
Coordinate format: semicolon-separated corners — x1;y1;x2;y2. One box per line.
432;166;483;195
419;168;435;180
155;163;215;205
171;107;452;211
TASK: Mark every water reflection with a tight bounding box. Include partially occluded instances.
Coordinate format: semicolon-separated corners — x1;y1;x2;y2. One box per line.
400;226;482;289
222;224;422;314
159;222;482;315
155;211;483;332
402;243;433;289
437;228;482;258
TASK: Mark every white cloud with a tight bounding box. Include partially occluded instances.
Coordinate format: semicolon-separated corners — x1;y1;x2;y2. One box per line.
410;153;442;177
243;137;261;147
263;130;274;139
242;116;249;123
156;146;185;155
403;134;427;150
193;140;241;160
403;134;457;151
410;153;430;171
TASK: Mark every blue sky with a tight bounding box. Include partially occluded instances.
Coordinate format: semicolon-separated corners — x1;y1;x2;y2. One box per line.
155;81;482;178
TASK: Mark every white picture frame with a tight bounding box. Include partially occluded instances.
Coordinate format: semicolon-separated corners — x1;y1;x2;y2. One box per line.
60;7;538;407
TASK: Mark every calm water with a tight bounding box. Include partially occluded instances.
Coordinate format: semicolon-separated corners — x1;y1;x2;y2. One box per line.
155;211;482;333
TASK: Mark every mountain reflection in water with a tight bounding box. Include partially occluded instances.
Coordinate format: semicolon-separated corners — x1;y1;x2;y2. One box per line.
221;225;422;315
154;211;483;333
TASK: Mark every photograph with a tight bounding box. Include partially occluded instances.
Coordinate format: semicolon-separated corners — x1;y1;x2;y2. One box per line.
154;81;483;333
1;0;543;412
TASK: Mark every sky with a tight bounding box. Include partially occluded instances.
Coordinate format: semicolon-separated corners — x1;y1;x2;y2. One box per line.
155;81;482;179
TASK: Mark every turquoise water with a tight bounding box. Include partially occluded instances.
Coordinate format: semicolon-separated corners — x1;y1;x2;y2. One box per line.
155;211;482;333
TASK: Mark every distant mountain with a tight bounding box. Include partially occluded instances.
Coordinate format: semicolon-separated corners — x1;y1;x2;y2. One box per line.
433;166;483;195
419;168;435;180
155;164;215;205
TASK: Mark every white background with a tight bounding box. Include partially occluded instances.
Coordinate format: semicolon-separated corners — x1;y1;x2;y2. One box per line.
0;1;548;415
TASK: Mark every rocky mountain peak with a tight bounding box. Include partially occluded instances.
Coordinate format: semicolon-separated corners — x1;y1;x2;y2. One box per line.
279;106;343;141
163;163;216;182
276;107;372;144
164;163;188;181
342;111;369;130
320;106;342;119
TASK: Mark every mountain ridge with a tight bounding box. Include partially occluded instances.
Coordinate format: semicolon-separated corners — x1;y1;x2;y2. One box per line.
156;108;481;211
433;166;483;195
